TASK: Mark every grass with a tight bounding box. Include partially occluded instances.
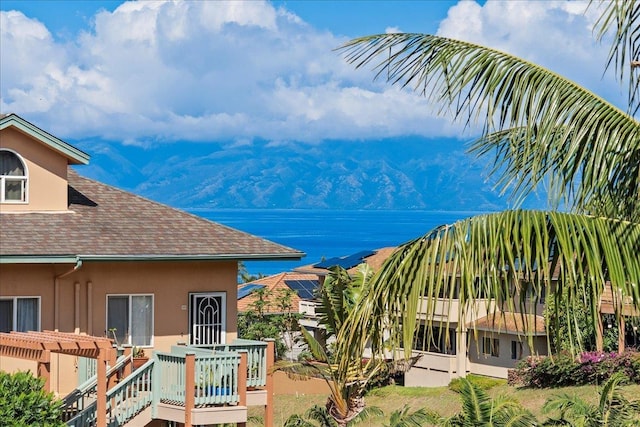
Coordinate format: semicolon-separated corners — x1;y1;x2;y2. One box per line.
248;381;640;426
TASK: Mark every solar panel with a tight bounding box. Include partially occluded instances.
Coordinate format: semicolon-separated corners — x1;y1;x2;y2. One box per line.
284;280;318;300
237;284;265;299
314;250;375;270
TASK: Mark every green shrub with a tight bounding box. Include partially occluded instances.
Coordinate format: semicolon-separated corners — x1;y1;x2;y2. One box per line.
509;351;640;388
0;371;65;426
449;374;505;392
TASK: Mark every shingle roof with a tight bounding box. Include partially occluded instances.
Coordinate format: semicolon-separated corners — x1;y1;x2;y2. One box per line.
470;311;546;335
0;169;305;261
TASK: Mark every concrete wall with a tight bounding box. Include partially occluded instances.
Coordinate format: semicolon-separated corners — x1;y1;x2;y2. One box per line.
0;260;238;394
0;127;69;211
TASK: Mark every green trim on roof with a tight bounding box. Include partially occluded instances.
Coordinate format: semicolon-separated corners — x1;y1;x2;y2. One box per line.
0;252;305;264
0;256;80;264
0;114;90;165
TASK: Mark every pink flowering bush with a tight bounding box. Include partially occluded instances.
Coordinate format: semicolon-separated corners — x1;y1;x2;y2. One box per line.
508;351;640;388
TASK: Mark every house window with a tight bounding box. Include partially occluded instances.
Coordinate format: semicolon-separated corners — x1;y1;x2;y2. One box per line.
511;341;523;360
106;295;153;346
483;337;499;357
0;297;40;333
0;149;28;203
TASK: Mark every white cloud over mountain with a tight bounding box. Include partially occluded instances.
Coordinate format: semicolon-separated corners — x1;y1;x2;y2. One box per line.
0;0;620;145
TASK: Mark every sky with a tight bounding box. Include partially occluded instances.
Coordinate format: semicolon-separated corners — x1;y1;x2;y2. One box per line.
0;0;623;148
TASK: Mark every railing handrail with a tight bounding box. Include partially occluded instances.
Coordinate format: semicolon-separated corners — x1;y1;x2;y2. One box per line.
106;358;154;398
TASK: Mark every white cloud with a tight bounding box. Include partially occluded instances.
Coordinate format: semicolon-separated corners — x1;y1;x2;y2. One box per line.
436;0;621;107
0;0;623;145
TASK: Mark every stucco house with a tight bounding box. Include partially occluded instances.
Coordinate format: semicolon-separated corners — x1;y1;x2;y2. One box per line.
0;113;304;402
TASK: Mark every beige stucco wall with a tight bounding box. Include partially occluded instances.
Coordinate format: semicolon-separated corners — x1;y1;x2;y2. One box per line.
0;260;238;394
468;333;548;378
0;127;70;212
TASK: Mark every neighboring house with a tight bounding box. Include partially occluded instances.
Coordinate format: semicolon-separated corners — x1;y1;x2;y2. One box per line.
0;113;304;397
238;272;320;359
295;247;549;387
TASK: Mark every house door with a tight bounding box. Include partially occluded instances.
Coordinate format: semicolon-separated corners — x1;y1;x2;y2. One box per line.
189;292;226;346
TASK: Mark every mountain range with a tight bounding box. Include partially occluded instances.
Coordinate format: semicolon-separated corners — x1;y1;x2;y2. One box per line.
74;136;544;211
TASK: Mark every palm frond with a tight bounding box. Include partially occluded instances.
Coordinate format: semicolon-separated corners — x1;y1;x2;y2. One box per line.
383;405;437;427
592;0;640;115
336;210;640;376
338;33;640;219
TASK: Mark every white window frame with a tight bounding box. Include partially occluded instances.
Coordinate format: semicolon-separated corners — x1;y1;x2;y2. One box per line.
106;294;154;348
482;336;500;357
0;148;28;204
189;292;227;346
0;296;41;332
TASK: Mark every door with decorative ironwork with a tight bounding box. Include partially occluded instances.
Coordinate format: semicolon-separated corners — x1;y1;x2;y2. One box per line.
189;292;226;346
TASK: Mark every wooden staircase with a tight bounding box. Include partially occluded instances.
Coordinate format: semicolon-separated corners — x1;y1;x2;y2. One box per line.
62;339;274;427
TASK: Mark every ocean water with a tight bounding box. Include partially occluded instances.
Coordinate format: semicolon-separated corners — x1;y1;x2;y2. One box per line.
194;209;486;277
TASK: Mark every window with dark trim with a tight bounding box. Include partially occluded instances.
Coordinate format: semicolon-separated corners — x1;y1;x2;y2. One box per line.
0;149;28;203
0;297;40;332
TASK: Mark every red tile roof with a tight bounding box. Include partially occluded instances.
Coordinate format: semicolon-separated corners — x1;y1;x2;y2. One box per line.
0;169;304;260
237;272;319;312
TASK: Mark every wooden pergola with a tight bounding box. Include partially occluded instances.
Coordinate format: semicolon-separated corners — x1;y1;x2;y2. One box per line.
0;330;116;427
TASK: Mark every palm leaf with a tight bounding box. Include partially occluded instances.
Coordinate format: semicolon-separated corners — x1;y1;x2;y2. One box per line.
592;0;640;115
338;33;640;219
336;210;640;377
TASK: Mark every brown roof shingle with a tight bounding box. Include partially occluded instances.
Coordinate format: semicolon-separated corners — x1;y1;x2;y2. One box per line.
0;169;305;260
470;311;546;335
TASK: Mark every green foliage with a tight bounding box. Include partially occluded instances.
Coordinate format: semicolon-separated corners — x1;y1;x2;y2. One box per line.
542;372;640;426
238;286;301;359
510;351;640;388
383;405;438;427
284;404;383;427
0;371;65;427
434;378;537;427
448;374;505;393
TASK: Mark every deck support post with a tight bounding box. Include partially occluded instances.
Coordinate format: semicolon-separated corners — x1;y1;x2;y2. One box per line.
37;350;51;392
238;350;248;427
185;352;195;427
97;348;107;427
265;339;275;427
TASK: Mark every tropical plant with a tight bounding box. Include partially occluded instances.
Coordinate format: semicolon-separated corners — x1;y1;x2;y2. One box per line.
0;371;65;427
284;404;382;427
277;265;390;427
333;0;640;401
424;378;537;427
541;372;640;426
383;404;436;427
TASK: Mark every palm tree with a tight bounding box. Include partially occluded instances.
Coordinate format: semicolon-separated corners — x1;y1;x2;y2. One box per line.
429;378;537;427
277;265;388;427
542;372;640;426
333;0;640;388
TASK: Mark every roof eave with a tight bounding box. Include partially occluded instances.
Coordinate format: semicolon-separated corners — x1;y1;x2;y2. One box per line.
1;252;305;263
0;114;90;165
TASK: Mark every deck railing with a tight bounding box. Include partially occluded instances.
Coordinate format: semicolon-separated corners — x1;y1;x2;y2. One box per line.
213;339;267;387
154;350;242;407
105;359;154;425
63;354;131;425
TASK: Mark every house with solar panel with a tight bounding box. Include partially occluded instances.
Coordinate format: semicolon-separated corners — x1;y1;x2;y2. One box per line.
0;113;304;426
291;247;549;387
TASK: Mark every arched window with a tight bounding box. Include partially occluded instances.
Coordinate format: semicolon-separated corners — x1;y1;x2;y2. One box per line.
0;149;28;203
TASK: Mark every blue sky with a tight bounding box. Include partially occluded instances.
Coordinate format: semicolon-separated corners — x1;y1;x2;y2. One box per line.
0;1;621;147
